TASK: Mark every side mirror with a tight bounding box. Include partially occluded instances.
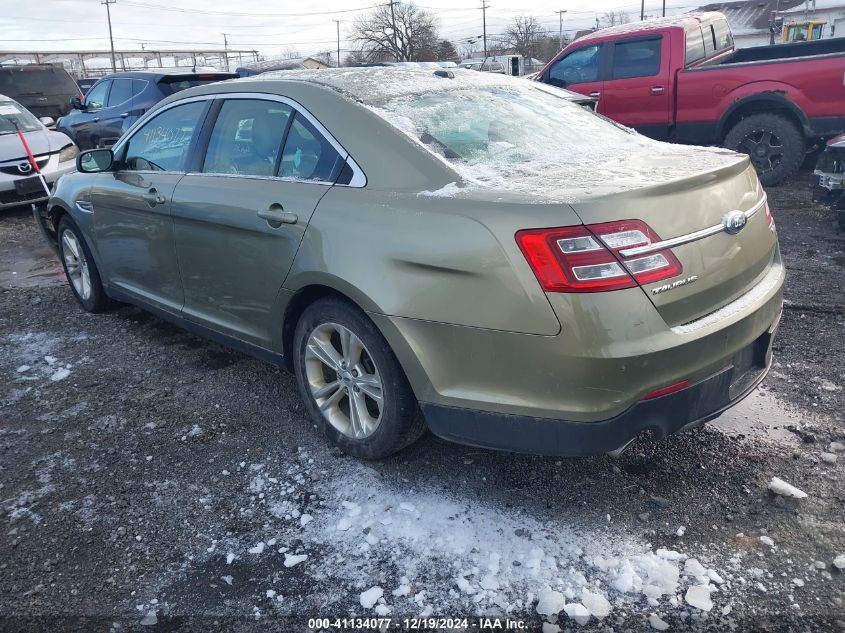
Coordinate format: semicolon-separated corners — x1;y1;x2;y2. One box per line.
39;116;55;127
77;148;114;173
70;97;84;110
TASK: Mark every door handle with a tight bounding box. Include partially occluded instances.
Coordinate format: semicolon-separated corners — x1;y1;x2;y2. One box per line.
588;91;601;97
258;206;298;227
91;117;100;123
141;188;167;207
650;86;665;95
120;112;129;118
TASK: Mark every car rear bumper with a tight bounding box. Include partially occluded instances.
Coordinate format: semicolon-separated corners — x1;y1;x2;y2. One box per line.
421;312;780;456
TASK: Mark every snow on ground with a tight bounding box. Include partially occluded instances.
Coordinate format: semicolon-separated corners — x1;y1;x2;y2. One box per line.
195;448;751;627
3;332;91;401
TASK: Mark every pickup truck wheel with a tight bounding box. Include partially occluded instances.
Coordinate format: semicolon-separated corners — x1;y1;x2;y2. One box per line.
724;114;804;186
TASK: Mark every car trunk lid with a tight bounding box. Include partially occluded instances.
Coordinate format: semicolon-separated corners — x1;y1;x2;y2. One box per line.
569;158;778;327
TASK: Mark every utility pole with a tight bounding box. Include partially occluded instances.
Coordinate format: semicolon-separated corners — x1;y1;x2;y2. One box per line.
389;0;399;61
641;0;645;20
555;10;567;49
333;20;341;67
662;0;666;16
102;0;117;73
481;1;489;58
222;33;229;70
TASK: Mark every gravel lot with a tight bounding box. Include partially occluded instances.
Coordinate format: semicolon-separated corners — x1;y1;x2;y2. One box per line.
1;176;843;632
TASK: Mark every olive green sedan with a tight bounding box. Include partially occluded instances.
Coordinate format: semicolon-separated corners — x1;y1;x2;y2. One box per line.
40;68;784;459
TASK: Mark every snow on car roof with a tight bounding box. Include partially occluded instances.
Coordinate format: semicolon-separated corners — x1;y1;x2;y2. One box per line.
245;67;526;104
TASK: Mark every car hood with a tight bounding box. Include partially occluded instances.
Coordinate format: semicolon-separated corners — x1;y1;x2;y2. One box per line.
0;129;72;161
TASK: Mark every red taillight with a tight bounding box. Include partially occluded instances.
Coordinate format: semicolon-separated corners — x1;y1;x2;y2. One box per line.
641;379;690;400
515;220;682;293
764;202;775;231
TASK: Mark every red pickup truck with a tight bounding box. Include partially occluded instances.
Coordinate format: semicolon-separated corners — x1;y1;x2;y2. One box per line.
536;12;845;185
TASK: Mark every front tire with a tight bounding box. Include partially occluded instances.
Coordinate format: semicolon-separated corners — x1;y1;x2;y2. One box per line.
57;215;110;313
723;113;804;186
293;297;425;459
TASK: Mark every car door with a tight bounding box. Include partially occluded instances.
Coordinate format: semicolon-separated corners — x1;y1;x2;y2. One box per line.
99;78;134;147
68;79;110;150
542;44;604;101
596;35;672;140
171;97;344;348
88;99;209;313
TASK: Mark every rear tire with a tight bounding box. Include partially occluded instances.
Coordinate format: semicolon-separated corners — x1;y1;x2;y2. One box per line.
723;113;804;186
57;215;110;313
293;297;425;459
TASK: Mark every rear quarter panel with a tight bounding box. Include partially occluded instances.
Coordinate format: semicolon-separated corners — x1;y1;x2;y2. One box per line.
285;187;575;336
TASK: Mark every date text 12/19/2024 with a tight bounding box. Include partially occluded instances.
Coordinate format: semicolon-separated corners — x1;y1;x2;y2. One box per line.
308;617;528;630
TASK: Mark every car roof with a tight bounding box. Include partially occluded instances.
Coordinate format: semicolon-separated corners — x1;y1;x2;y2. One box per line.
92;69;238;81
216;67;552;105
575;11;726;43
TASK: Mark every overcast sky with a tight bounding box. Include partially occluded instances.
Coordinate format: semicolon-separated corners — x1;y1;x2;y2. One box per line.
3;0;698;60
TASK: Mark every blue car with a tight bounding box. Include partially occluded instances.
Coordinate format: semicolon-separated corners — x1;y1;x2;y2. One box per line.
57;69;237;150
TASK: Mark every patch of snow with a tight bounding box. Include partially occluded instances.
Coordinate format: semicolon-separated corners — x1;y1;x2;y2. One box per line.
248;542;265;555
820;452;838;464
760;536;775;548
359;586;384;609
581;590;611;619
226;552;236;565
563;602;591;625
768;477;808;499
221;575;233;585
833;555;845;570
684;585;713;611
300;513;313;526
284;553;307;568
648;613;670;630
418;182;468;198
140;611;158;626
49;367;71;382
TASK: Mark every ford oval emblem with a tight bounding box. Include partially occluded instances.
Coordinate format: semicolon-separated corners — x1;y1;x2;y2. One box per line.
723;210;748;235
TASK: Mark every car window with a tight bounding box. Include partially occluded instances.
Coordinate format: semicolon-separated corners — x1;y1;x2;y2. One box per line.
548;45;600;87
131;79;148;96
107;79;133;107
123;101;206;172
84;81;110;109
611;38;661;79
685;27;706;65
202;99;292;177
711;20;734;51
278;113;343;182
0;100;42;133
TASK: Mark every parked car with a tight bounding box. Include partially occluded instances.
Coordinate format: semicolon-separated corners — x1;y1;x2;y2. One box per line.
0;94;77;210
56;69;237;150
536;12;845;185
76;78;99;95
0;64;82;121
813;133;845;230
39;68;783;459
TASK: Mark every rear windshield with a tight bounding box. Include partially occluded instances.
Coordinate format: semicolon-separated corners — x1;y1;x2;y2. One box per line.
370;80;741;199
0;100;42;134
157;75;234;96
0;67;79;97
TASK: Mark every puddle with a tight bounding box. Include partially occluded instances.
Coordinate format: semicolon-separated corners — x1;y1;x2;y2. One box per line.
0;209;63;290
711;387;804;445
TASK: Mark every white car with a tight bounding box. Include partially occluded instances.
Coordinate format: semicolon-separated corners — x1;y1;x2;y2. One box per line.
0;94;77;210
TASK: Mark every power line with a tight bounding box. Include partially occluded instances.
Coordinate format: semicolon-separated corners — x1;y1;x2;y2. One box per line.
120;1;387;17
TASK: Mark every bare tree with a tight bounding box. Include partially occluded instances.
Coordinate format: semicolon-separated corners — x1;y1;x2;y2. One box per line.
312;50;336;67
598;11;632;28
351;2;440;62
281;48;302;60
504;15;549;61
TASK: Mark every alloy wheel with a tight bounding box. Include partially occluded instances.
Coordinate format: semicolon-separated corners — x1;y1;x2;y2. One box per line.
61;230;92;301
739;130;784;176
304;322;384;439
